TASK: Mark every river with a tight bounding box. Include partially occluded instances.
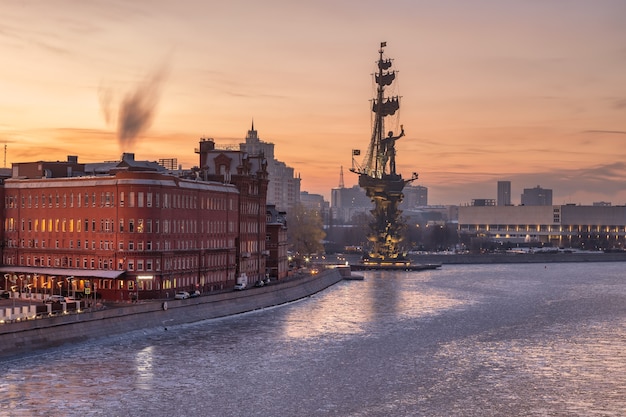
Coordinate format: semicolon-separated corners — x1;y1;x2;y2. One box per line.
1;262;625;416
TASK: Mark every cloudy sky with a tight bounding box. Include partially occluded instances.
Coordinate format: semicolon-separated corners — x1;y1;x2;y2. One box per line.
1;0;625;205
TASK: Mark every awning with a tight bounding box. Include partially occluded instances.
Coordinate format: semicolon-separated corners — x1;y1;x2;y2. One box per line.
0;266;125;279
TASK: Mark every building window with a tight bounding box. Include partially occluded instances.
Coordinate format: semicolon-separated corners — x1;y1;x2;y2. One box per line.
120;192;125;207
128;261;135;271
129;241;134;251
129;219;135;233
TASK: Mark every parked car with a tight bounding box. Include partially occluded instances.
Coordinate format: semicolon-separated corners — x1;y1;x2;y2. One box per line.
189;290;200;298
0;290;9;299
44;295;65;303
254;280;265;287
174;291;190;300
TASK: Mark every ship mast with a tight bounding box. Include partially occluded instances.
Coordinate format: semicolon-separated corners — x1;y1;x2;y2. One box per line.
352;42;403;180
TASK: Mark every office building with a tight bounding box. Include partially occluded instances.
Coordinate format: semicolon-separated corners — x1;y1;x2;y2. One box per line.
239;122;300;212
521;185;552;206
458;204;626;248
497;181;511;206
330;185;372;223
400;185;428;209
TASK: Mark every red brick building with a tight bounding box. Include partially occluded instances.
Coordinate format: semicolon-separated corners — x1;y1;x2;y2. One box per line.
1;143;271;301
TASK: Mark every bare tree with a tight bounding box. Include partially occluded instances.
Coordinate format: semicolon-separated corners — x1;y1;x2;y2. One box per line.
287;204;326;256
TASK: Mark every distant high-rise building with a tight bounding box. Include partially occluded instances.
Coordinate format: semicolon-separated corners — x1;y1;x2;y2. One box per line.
331;185;372;223
521;185;552;206
300;191;330;224
239;122;301;212
497;181;511;206
400;185;428;208
593;201;612;207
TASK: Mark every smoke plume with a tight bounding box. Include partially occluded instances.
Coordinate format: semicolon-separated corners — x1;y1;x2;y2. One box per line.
118;67;167;151
98;64;168;152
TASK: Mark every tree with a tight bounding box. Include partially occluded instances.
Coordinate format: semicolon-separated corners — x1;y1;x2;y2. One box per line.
287;204;326;256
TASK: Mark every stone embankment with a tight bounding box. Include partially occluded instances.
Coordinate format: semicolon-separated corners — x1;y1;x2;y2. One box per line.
0;269;344;360
408;251;626;265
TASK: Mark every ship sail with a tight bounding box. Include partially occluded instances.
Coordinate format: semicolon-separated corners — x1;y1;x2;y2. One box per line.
378;59;392;70
372;97;399;116
375;71;395;86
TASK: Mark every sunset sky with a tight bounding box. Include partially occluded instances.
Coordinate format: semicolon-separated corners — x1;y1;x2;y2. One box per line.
1;0;625;205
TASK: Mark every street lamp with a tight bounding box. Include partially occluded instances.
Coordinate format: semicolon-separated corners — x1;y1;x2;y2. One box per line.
48;276;56;297
10;275;17;308
18;275;24;298
67;276;75;299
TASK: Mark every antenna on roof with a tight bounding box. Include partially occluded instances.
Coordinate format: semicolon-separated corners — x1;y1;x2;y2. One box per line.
339;165;345;188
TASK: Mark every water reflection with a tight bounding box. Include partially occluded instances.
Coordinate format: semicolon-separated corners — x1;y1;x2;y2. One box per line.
281;270;475;341
135;346;154;390
0;263;624;416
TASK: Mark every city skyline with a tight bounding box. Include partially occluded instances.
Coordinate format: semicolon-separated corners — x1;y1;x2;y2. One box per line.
1;1;625;205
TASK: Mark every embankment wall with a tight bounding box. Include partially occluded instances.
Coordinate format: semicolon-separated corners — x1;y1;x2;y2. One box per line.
409;252;626;265
0;269;343;360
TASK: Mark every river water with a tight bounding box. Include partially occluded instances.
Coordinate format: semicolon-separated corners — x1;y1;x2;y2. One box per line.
1;263;625;416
